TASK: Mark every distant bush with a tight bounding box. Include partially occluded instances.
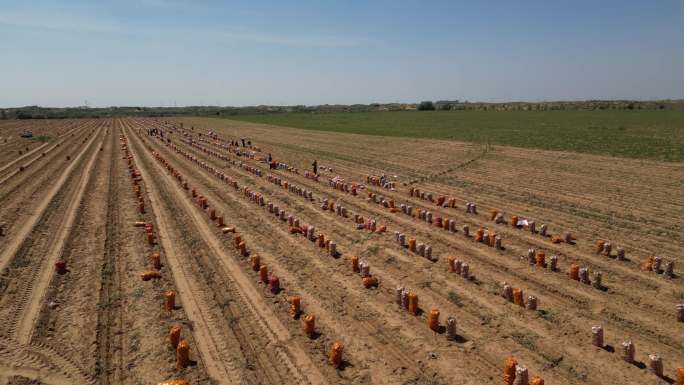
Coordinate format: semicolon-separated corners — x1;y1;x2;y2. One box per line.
417;101;435;111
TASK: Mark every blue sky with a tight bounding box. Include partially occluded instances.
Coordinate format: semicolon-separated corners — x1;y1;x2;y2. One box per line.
1;0;683;107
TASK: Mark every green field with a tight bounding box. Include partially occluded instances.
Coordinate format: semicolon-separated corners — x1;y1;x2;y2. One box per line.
227;110;684;162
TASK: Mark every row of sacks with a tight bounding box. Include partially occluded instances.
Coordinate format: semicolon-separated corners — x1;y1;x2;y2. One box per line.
366;174;395;190
590;325;680;379
155;127;351;368
267;174;315;201
503;357;544;385
567;263;604;289
165;125;354;372
500;282;538;310
125;134;195;375
395;286;459;339
473;227;503;249
490;210;574;247
641;255;675;277
328;176;360;196
238;161;262;177
366;192;400;213
168;143;241;190
408;187;458;208
394;231;435;261
231;193;343;258
351;256;378;288
491;210;572;242
356;216;386;233
321;198;348;217
524;249;558;270
151;138;250;260
171;136;343;262
180;137;230;162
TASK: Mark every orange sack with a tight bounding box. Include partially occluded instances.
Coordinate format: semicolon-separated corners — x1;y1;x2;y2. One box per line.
675;366;684;385
447;256;456;273
329;341;344;368
251;254;260;271
569;264;580;281
362;276;378;288
642;256;655;271
289;296;301;318
513;288;524;307
169;326;181;349
150;252;161;270
176;340;189;368
595;240;605;254
141;271;161;281
428;308;440;332
489;232;497;247
408;292;419;316
351;255;359;272
503;357;518;385
475;228;484;243
531;376;545;385
259;265;268;283
165;291;175;311
303;314;316;337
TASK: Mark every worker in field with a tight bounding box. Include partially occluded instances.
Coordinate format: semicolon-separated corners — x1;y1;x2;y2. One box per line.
312;160;318;175
241;138;246;147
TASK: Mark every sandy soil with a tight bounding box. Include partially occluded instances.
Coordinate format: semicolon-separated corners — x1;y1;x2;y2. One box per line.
0;116;681;385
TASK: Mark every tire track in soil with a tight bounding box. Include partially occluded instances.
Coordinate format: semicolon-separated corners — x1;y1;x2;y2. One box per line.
93;121;124;384
0;123;106;385
0;122;97;251
12;124;106;343
0;123;101;274
125;123;329;385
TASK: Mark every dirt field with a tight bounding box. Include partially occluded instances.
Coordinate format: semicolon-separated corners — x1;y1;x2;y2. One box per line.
0;117;682;385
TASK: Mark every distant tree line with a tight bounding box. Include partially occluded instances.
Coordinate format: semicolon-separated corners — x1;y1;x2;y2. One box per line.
1;99;682;119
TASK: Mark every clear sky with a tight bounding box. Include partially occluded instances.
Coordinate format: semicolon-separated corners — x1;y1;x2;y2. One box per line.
1;0;683;107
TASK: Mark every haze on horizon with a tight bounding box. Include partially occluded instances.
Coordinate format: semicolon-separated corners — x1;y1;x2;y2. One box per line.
1;0;683;108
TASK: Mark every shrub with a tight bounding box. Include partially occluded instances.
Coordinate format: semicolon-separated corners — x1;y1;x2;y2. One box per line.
417;101;435;111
